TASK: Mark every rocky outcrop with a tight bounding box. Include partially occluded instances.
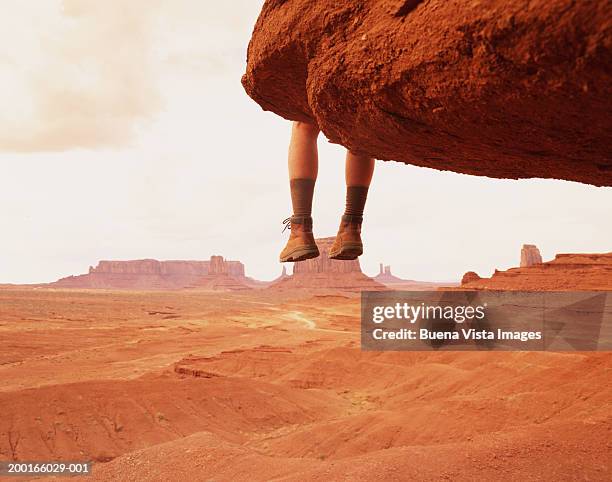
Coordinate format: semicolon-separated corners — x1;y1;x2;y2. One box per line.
461;271;481;285
374;264;405;284
271;237;385;291
373;263;458;289
90;260;205;276
460;253;612;290
293;240;362;275
204;255;245;277
54;257;250;291
243;0;612;186
520;244;543;268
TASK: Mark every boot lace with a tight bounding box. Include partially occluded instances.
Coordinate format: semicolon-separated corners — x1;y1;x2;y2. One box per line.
282;217;292;233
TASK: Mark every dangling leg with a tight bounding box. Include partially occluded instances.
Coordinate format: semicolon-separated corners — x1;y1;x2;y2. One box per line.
329;150;375;260
280;121;321;262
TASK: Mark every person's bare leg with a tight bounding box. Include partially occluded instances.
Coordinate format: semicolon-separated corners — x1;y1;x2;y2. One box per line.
329;150;375;260
280;121;321;262
288;121;319;181
345;150;375;188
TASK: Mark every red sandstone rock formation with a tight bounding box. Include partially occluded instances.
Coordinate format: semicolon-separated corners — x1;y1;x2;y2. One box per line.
243;0;612;186
374;263;458;289
196;255;251;291
461;253;612;290
90;260;213;276
205;256;245;278
461;271;482;285
520;244;543;268
271;237;385;291
54;257;250;291
374;264;405;284
293;239;363;275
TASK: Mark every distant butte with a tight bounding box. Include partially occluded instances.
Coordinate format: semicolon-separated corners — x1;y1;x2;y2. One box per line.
374;264;405;284
520;244;543;268
461;252;612;291
271;237;385;291
52;257;253;291
374;263;452;290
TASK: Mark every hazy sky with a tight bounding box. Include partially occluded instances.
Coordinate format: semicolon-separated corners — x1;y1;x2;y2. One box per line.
1;0;610;284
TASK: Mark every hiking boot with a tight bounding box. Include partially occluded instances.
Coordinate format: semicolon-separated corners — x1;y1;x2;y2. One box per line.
279;215;320;262
329;215;363;260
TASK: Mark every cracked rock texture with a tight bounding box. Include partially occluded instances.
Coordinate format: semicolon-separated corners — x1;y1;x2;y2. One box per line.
243;0;612;186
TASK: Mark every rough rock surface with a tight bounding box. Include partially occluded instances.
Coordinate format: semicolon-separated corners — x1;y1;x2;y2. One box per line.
243;0;612;186
520;244;543;267
461;271;482;285
53;258;249;291
272;237;385;291
461;253;612;290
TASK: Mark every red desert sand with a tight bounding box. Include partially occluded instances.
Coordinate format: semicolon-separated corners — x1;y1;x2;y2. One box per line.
1;254;610;481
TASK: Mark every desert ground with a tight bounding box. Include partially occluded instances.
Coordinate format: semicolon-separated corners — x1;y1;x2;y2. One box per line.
0;287;610;481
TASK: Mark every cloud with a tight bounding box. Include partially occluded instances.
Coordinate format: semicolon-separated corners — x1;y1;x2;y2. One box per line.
0;0;163;152
0;0;265;152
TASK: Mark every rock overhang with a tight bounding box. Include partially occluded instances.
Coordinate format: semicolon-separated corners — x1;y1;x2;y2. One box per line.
242;0;612;186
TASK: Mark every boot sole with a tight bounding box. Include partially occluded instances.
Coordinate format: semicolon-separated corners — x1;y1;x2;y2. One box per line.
328;243;363;260
280;246;320;263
